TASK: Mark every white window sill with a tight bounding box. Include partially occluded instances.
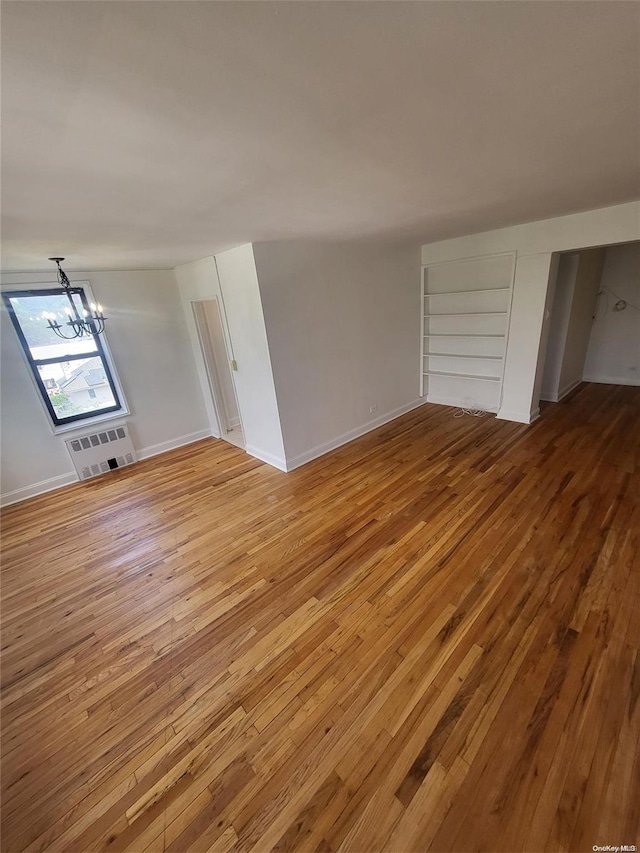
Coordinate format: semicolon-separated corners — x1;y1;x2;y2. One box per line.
52;407;130;436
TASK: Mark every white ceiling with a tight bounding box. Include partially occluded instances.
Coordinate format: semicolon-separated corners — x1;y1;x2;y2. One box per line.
2;1;639;271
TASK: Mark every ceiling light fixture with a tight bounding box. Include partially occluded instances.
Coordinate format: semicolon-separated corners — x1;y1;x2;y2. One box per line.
43;258;107;338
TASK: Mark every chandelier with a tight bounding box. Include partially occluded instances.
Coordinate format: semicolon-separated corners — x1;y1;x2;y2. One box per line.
42;258;107;339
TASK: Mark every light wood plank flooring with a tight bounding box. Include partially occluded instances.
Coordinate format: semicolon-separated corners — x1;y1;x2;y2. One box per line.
1;383;639;853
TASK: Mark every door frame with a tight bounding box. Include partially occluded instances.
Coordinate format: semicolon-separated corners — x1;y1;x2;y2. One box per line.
191;297;244;446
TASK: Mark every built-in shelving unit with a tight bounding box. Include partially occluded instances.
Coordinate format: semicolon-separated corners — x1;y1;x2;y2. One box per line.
421;253;516;412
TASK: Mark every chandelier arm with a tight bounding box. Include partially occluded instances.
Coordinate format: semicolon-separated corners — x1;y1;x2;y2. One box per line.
51;324;83;341
46;258;108;338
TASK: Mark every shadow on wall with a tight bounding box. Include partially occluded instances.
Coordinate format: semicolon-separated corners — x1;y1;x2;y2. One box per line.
540;241;639;405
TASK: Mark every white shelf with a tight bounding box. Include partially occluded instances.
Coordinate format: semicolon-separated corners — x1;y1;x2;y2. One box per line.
421;253;515;402
426;353;503;360
425;287;511;296
424;371;501;382
424;333;505;338
425;311;508;317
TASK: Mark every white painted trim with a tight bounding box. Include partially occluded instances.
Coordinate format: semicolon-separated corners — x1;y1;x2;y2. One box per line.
496;407;537;424
189;299;224;438
560;377;582;401
1;472;78;507
539;376;583;403
1;279;130;434
284;398;429;471
421;202;640;266
137;429;212;460
582;374;640;387
420;252;517;420
426;393;498;413
244;445;288;472
52;408;132;436
425;393;538;423
419;266;426;398
420;250;519;271
191;297;244;442
1;429;212;507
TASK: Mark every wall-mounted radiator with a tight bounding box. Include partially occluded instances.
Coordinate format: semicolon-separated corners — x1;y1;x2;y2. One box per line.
65;423;137;481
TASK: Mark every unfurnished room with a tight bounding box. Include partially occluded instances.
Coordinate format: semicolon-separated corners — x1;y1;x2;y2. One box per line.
1;2;639;852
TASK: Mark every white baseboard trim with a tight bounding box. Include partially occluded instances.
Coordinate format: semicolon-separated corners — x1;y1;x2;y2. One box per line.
1;472;78;508
244;445;288;472
496;407;538;424
284;398;429;472
425;394;540;425
1;429;213;507
558;377;583;400
137;429;212;461
582;374;640;387
426;393;498;413
540;377;583;403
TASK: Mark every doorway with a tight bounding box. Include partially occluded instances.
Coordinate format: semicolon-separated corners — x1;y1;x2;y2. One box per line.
192;299;244;449
536;240;639;415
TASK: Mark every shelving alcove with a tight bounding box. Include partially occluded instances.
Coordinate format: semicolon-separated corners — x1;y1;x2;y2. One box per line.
420;252;516;412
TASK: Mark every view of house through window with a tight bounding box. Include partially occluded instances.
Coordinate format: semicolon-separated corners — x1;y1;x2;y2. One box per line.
2;288;123;427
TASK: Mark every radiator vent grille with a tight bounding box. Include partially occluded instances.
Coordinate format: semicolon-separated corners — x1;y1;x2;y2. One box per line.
65;424;137;481
69;426;127;453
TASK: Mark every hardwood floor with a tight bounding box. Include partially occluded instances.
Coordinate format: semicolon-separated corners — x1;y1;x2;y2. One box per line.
1;382;638;853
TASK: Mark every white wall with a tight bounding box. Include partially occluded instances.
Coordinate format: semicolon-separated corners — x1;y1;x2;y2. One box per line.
215;246;286;469
175;248;287;470
558;249;604;393
584;242;640;386
174;257;224;438
541;249;604;401
421;202;640;423
252;241;422;468
201;300;240;429
541;253;578;401
1;269;209;504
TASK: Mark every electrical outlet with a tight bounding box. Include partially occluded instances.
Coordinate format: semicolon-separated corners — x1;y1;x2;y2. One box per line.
369;404;377;414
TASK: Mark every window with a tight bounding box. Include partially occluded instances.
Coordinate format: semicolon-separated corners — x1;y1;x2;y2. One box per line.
2;287;124;428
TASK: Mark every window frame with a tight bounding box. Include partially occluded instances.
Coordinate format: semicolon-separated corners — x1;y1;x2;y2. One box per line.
2;282;129;432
